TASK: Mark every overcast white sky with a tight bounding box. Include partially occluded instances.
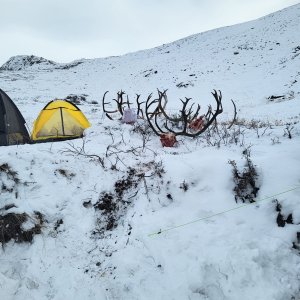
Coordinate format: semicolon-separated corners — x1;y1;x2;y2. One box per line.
0;0;299;65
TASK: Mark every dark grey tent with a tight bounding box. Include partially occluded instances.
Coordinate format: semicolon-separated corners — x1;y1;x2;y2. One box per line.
0;89;30;146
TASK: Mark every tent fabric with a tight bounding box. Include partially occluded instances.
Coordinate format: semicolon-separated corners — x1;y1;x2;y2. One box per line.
0;89;30;146
32;100;90;142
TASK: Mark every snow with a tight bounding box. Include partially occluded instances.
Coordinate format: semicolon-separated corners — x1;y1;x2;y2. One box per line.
0;4;300;300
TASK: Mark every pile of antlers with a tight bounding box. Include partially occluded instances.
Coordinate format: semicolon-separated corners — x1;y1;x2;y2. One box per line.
102;89;236;146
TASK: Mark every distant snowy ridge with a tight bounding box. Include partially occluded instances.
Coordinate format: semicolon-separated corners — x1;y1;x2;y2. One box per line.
0;55;85;71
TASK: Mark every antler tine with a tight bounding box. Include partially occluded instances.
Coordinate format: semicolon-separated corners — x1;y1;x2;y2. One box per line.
115;90;126;115
136;94;145;119
190;104;201;121
146;93;161;120
126;95;130;109
154;109;167;134
181;98;194;119
157;89;168;109
158;92;182;123
148;92;163;120
118;90;125;97
227;99;237;129
211;89;223;112
205;105;213;119
126;94;133;109
146;93;153;102
102;91;119;120
180;99;191;134
145;94;161;136
157;88;168;96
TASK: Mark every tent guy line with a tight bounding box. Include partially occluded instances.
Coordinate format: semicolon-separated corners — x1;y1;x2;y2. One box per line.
148;185;300;237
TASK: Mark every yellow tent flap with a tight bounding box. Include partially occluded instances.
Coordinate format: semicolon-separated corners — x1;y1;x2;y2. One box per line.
32;100;90;141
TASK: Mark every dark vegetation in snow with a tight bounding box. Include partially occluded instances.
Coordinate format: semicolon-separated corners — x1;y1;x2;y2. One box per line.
91;160;165;235
54;218;64;231
179;180;189;192
54;168;76;180
284;123;295;139
0;163;45;246
176;81;194;88
0;163;20;188
275;200;293;227
143;69;158;78
58;61;83;70
0;163;20;200
267;92;295;103
93;168;144;232
0;212;44;245
293;232;300;252
63;94;88;105
229;149;260;203
114;168;139;199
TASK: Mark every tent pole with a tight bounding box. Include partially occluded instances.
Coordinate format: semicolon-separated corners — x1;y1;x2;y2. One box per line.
60;107;65;136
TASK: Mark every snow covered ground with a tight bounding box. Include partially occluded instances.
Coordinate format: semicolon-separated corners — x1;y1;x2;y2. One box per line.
0;4;300;300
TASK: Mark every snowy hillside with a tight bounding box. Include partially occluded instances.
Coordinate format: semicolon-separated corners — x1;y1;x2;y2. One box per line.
0;4;300;300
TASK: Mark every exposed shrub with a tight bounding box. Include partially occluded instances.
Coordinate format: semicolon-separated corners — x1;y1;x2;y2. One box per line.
275;200;293;227
229;149;260;203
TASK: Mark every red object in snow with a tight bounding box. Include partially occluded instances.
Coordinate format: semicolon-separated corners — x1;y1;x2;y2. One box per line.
160;133;177;147
189;116;205;131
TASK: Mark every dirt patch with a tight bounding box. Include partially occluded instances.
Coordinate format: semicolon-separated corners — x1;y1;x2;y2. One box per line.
55;169;75;180
114;168;139;199
0;212;44;245
94;192;118;231
93;169;142;235
94;193;116;214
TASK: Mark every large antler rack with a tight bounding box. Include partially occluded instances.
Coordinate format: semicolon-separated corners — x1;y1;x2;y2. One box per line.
146;89;224;137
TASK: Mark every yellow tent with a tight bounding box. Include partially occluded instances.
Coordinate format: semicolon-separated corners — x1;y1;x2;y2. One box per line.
32;100;90;142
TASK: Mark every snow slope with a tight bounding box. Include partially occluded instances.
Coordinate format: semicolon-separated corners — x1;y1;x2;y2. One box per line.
0;4;300;300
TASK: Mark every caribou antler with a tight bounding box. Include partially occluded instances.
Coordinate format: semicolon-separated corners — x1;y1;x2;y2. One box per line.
146;89;224;138
102;91;117;120
103;90;168;121
136;94;145;119
102;90;133;120
227;99;237;129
